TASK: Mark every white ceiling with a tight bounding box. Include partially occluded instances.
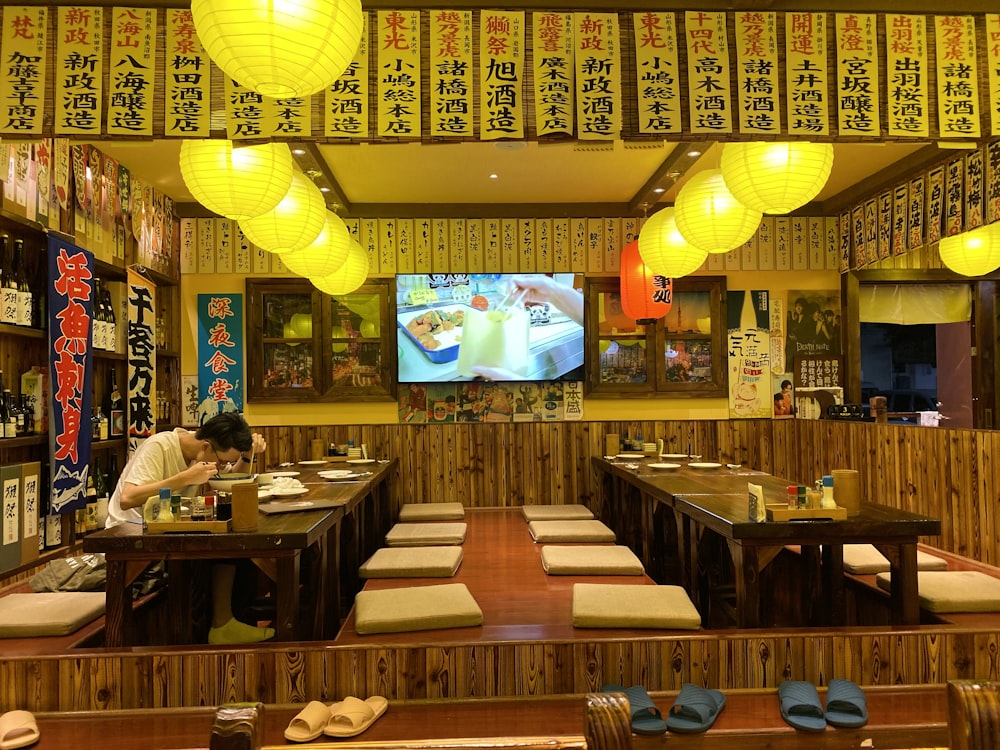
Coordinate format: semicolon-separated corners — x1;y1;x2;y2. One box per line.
96;137;931;216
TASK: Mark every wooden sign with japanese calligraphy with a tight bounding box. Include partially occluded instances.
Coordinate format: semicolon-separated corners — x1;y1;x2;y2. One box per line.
0;7;47;135
877;191;892;260
684;11;732;134
107;7;156;136
479;10;523;140
325;11;368;138
501;218;518;273
944;156;964;236
835;13;879;136
429;10;472;138
863;198;878;265
934;15;980;139
851;205;866;267
885;14;929;138
756;217;775;270
785;12;829;136
988;14;1000;137
463;219;481;273
794;355;844;389
633;12;680;135
483;218;501;272
377;10;421;138
379;217;397;275
533;12;574;137
125;267;155;447
449;218;466;274
892;185;908;255
518;218;535;273
734;11;779;135
965;148;984;229
839;211;852;272
56;7;103;134
396;218;415;274
909;174;926;248
552;218;570;272
535;218;553;273
574;12;621;139
165;9;209;138
987;141;1000;224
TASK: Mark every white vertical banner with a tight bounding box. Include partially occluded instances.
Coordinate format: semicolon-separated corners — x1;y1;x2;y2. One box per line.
325;11;368;137
785;12;829;136
734;11;780;135
835;13;880;136
552;218;570;272
988;14;1000;137
449;218;466;274
197;218;214;274
885;14;929;138
791;216;809;270
464;219;482;273
376;10;421;138
479;10;524;140
179;218;196;274
633;12;680;135
533;12;574;136
414;218;432;273
574;12;621;140
107;7;156;136
756;217;775;271
429;10;472;137
603;217;620;273
774;217;791;270
684;11;732;134
215;218;234;274
483;218;501;272
431;218;449;273
518;218;535;273
234;226;252;275
570;217;587;273
535;218;552;273
501;218;518;273
934;15;980;139
586;217;603;273
808;217;826;269
378;218;395;276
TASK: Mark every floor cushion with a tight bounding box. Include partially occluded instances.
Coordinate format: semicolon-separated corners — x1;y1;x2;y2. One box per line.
875;570;1000;612
572;583;701;630
541;545;644;575
385;522;467;547
842;544;948;574
521;504;594;522
528;520;615;543
0;592;106;637
360;546;463;578
398;502;466;521
354;583;483;634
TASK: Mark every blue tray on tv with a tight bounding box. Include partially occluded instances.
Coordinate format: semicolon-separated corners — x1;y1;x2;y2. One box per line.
397;304;470;364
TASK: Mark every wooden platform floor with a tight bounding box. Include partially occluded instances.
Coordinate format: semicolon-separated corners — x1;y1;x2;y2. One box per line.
336;507;680;645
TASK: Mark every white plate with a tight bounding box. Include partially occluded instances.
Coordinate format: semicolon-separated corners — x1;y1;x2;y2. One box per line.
616;453;646;459
648;463;682;471
271;471;300;478
257;488;273;500
661;453;689;460
688;462;723;470
346;458;376;465
271;487;309;498
319;470;354;478
298;460;328;466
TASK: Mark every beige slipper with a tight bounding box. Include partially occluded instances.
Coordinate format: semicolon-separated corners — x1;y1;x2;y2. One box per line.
283;701;331;742
323;696;389;738
0;711;39;750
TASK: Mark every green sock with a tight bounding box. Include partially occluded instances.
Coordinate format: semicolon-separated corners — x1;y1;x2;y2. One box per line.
208;618;275;645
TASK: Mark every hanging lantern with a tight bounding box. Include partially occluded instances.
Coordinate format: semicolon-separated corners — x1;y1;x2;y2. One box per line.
675;169;762;254
239;172;326;254
191;0;364;98
312;240;370;295
179;140;294;220
939;223;1000;277
638;207;709;279
619;240;672;324
720;142;834;214
280;212;352;278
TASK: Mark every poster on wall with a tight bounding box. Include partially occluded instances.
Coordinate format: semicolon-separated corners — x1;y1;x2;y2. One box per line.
727;290;771;419
126;268;155;455
47;235;94;513
784;289;841;369
397;380;579;422
196;293;243;425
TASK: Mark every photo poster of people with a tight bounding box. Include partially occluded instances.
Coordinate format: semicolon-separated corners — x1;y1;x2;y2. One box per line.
784;290;842;364
397;381;578;422
727;290;772;419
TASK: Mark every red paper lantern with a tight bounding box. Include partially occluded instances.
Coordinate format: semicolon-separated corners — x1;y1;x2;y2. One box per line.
619;240;673;323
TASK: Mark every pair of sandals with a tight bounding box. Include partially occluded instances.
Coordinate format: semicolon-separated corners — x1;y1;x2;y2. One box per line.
0;711;39;750
284;696;389;742
779;679;869;732
603;683;726;734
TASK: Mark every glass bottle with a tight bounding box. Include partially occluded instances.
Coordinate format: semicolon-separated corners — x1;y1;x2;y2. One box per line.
12;391;25;436
30;243;46;329
104;284;117;352
13;239;31;327
92;278;107;351
107;367;124;438
91;404;101;441
18;393;32;436
0;235;17;325
2;389;16;438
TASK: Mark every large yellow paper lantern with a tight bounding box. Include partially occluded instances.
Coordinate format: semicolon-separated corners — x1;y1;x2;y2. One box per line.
312;241;369;295
675;169;762;254
939;223;1000;277
638;207;709;279
280;212;352;277
239;171;326;254
721;142;835;214
191;0;364;98
179;140;293;220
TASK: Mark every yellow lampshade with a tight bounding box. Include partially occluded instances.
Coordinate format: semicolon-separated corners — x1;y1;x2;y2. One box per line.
939;223;1000;277
239;172;326;254
720;142;835;214
280;212;352;277
191;0;364;98
179;140;293;220
675;169;762;254
638;207;709;279
312;241;369;295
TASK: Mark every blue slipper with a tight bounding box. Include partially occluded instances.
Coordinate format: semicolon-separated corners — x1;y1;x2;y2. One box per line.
778;681;826;732
825;679;868;728
602;683;667;735
665;683;726;733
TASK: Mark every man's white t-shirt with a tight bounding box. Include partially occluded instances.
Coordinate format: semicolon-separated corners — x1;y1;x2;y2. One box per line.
106;428;198;527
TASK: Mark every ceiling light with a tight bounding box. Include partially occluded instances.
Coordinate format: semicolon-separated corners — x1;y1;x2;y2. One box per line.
320;187;330;193
238;171;326;254
489;174;498;179
686;150;702;158
312;240;370;295
675;169;762;254
720;142;834;214
292;148;306;156
939;224;1000;276
638;207;708;279
653;187;665;194
280;211;351;278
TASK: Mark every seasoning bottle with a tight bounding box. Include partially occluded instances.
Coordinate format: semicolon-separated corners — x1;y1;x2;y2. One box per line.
205;495;216;522
191;496;206;522
787;485;798;509
806;481;823;510
170;493;182;521
821;475;837;509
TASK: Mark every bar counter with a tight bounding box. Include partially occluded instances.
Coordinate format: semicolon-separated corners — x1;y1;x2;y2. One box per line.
592;456;941;628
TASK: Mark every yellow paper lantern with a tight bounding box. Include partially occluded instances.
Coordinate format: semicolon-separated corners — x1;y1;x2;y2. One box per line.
675;169;762;254
939;223;1000;277
312;241;369;295
280;212;352;277
721;142;835;214
239;171;326;254
179;140;293;220
191;0;364;98
638;207;709;279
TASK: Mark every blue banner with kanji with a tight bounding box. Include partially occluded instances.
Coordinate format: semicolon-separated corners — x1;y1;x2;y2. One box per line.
197;293;243;424
47;236;94;514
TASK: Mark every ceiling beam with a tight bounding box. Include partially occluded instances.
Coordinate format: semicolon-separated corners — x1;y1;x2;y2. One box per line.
628;140;713;216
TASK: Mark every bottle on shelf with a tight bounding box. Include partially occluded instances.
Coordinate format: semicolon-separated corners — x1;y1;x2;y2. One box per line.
107;367;124;438
30;242;46;329
92;278;107;351
13;239;31;327
1;235;17;325
41;470;62;550
13;391;26;436
104;283;117;352
2;389;16;438
84;465;98;533
91;402;101;441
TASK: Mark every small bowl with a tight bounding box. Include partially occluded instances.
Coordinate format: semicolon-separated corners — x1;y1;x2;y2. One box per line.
255;472;274;486
208;473;256;493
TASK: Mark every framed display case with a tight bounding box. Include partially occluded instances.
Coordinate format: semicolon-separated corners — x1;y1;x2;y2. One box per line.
585;276;727;398
246;278;395;402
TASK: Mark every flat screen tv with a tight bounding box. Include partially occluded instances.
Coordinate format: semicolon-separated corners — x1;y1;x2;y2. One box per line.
396;273;585;382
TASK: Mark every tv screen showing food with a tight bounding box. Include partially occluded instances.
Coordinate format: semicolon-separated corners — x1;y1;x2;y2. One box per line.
396;273;585;383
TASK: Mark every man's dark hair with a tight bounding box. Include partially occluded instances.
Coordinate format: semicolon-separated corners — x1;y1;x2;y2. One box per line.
195;412;252;452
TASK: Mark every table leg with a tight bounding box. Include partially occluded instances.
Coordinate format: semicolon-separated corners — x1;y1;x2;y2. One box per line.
729;542;761;628
821;544;846;626
878;541;920;625
274;553;301;641
166;560;194;644
103;557;128;648
323;519;342;639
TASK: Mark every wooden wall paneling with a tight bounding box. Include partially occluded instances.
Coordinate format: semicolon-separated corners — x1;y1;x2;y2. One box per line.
978;430;999;567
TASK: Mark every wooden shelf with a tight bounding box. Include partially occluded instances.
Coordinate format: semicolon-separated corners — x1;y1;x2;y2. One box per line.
156;349;180;359
0;434;46;448
0;322;45;339
94;257;127;281
92;437;126;450
93;350;126;361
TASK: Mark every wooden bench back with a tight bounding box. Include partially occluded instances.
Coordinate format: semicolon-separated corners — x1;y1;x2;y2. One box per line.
949;680;1000;750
